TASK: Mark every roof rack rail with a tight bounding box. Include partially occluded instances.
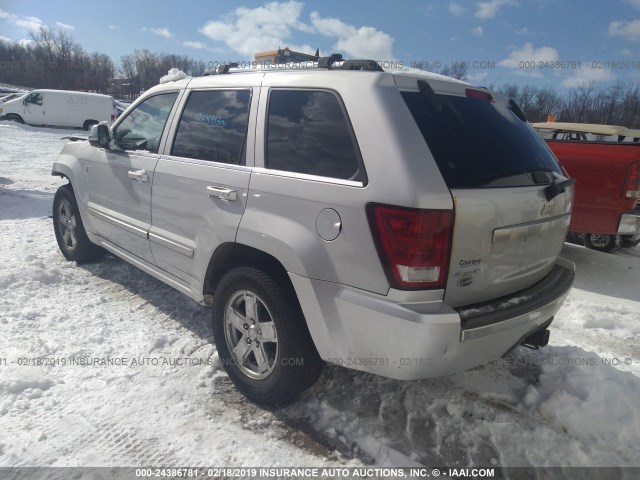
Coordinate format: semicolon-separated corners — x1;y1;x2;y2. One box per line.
338;59;383;72
203;62;239;76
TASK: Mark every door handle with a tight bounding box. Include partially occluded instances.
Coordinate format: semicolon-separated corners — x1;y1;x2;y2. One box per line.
207;185;237;201
128;169;148;182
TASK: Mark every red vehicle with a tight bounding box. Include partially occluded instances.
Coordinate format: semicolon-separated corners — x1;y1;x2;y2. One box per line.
533;122;640;253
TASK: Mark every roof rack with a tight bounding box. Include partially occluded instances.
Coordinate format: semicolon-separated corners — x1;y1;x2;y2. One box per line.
336;59;383;72
202;54;385;76
317;54;343;69
203;62;239;76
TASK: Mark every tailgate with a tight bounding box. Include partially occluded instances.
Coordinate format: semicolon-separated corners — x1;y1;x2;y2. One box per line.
396;74;572;307
446;186;571;307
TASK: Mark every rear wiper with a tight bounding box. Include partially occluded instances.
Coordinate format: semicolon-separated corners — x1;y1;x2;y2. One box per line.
544;178;576;201
465;168;553;188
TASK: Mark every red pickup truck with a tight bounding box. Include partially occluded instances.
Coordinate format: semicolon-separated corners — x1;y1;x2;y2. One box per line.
533;122;640;253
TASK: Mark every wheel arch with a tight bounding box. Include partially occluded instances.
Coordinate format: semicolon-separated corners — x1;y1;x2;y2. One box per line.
6;113;25;123
51;162;74;182
202;243;293;306
51;166;96;238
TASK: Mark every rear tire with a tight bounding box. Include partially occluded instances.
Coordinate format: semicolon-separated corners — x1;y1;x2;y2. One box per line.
83;120;98;131
583;233;621;254
211;266;323;405
53;185;105;263
621;236;640;249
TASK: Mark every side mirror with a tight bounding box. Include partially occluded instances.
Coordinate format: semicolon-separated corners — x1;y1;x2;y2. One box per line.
88;122;112;149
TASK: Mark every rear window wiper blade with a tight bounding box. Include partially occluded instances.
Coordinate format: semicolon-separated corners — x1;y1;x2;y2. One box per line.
544;178;576;201
464;168;553;188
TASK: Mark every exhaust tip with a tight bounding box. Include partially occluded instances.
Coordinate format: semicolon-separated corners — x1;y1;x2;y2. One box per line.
521;329;550;350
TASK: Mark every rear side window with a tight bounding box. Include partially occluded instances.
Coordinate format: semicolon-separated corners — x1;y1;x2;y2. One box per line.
115;92;178;153
266;90;364;182
401;89;562;188
172;89;251;164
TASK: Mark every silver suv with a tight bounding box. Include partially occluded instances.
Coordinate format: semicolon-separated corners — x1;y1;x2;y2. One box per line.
51;59;575;404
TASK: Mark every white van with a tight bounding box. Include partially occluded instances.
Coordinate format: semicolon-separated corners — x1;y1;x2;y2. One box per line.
0;89;117;130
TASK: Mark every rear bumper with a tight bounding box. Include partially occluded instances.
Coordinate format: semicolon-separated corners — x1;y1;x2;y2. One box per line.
618;213;640;235
290;259;575;380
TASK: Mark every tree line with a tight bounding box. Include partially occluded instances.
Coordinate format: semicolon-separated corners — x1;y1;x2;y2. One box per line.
0;27;206;99
438;62;640;127
1;28;639;127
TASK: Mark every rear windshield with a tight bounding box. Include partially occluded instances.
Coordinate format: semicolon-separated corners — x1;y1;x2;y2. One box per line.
401;90;562;188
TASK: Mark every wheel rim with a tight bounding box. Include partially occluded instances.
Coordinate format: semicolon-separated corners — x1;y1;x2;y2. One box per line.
224;289;279;380
589;234;611;248
57;199;78;251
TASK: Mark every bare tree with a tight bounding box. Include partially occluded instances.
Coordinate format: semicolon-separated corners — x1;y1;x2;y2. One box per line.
532;87;564;122
439;61;468;80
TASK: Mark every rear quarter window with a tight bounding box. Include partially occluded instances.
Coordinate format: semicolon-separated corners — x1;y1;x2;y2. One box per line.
401;90;562;188
266;89;366;182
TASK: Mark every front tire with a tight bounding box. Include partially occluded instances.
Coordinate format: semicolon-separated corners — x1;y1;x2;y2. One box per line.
6;114;24;124
212;266;323;405
583;233;621;253
53;185;105;263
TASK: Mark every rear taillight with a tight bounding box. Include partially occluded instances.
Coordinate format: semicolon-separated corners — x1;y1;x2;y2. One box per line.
111;114;115;121
367;204;453;290
625;161;640;198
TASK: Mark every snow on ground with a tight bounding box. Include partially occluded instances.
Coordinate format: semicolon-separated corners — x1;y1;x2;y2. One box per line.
0;121;639;468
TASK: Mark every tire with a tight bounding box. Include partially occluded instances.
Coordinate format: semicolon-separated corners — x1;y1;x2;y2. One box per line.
83;120;98;131
621;236;640;249
212;266;324;405
53;185;105;263
583;233;621;254
6;114;24;124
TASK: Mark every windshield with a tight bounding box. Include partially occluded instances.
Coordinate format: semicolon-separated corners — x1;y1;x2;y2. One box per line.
401;90;563;188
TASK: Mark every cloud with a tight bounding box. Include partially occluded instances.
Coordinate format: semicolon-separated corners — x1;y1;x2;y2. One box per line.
0;35;10;42
475;0;517;19
626;0;640;9
143;27;173;39
609;19;640;41
198;1;394;60
56;21;75;30
498;42;559;68
470;26;484;36
310;12;394;59
18;38;33;47
108;25;119;30
449;3;467;16
200;1;314;57
561;67;615;87
183;40;206;49
0;9;45;31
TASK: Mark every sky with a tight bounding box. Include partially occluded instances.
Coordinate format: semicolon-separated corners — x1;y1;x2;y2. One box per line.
1;0;640;89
